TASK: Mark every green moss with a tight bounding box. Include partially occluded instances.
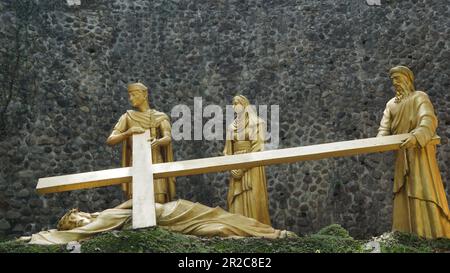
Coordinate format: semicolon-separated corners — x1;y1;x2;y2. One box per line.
0;240;65;253
200;230;363;253
0;235;10;243
80;227;364;253
0;225;449;253
81;227;210;253
379;231;450;253
315;224;353;239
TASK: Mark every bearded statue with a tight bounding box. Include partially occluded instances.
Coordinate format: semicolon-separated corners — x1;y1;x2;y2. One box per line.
377;65;450;239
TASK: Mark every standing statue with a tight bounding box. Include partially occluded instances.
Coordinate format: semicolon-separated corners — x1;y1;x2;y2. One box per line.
107;82;175;203
223;95;271;225
377;65;450;239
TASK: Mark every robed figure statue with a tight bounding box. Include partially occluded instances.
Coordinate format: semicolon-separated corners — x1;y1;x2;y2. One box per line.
377;66;450;239
107;82;175;203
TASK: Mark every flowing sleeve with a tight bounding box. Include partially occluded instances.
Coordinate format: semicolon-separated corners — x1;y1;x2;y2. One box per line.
223;125;233;156
377;103;392;137
156;115;176;200
159;119;172;138
113;114;128;133
411;92;438;147
251;119;265;152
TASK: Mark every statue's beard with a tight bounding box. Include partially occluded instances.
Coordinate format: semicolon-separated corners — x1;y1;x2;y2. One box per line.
394;85;409;103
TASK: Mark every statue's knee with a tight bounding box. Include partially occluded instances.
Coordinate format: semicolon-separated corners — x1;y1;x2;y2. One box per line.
217;225;231;235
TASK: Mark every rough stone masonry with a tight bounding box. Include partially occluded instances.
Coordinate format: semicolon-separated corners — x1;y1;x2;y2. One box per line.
0;0;448;238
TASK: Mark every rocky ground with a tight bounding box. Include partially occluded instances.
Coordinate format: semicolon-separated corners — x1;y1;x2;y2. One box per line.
0;224;448;253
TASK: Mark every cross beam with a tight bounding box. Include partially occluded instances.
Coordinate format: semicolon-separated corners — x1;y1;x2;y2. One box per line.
36;131;157;228
131;130;156;228
36;133;440;195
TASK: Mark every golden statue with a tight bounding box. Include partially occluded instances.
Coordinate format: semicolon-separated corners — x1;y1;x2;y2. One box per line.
107;82;175;203
377;65;450;239
223;95;271;225
19;199;294;245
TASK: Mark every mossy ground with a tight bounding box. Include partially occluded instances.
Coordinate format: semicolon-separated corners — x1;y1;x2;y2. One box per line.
0;224;448;253
378;231;450;253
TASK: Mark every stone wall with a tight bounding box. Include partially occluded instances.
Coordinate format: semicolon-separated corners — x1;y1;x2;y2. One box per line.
0;0;448;238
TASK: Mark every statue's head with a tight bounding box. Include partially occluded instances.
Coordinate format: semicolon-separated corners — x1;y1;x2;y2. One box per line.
231;94;261;139
127;82;149;108
57;208;94;231
232;95;250;114
389;66;415;103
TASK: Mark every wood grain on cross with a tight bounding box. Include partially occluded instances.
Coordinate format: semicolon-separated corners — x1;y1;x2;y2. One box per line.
36;132;440;229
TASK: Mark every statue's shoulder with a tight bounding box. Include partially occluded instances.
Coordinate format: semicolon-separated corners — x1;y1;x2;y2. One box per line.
115;112;130;123
412;91;431;103
122;110;139;123
125;110;137;116
386;97;396;108
151;109;170;122
413;90;429;98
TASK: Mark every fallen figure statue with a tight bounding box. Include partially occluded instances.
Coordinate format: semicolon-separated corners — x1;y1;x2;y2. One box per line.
18;199;297;245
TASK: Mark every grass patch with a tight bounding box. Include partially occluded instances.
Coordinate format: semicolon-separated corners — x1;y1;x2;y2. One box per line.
0;240;65;253
0;224;448;253
379;231;450;253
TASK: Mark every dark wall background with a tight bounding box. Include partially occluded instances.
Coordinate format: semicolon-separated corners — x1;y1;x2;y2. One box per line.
0;0;448;238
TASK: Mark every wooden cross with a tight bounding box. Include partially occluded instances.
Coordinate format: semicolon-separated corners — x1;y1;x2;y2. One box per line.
36;132;440;229
38;130;156;229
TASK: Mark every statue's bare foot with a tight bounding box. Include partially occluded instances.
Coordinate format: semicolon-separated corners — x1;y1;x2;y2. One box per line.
16;236;31;243
280;230;298;239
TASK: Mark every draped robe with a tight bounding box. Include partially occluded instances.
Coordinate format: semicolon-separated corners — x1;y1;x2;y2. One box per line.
377;91;450;238
112;109;176;202
223;116;271;225
26;200;291;245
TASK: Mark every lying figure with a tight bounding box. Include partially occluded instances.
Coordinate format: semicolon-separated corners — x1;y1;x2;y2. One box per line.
20;199;296;245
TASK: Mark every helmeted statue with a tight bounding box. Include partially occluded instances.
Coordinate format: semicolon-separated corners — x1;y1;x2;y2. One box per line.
107;82;175;203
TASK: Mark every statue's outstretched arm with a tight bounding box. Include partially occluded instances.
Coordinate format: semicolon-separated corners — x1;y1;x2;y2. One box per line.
114;199;133;209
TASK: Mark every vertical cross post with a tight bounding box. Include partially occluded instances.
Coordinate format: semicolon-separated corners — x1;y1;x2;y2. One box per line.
132;130;156;228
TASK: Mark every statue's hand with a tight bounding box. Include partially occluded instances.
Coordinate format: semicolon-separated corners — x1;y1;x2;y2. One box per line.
126;126;145;136
231;169;243;179
91;212;101;218
400;134;417;149
151;138;160;149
